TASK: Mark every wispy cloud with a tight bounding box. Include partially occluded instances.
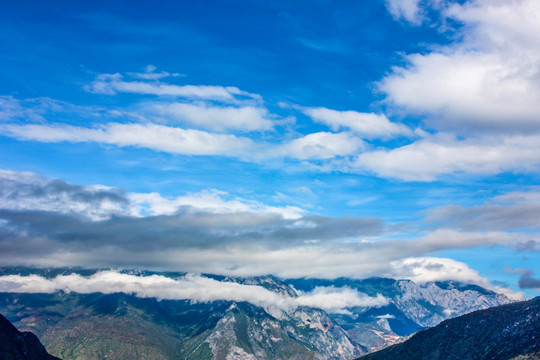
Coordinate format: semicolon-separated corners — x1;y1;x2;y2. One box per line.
426;189;540;232
130;189;304;220
273;132;364;160
85;72;261;102
127;64;183;80
151;102;274;132
0;122;254;156
300;107;412;139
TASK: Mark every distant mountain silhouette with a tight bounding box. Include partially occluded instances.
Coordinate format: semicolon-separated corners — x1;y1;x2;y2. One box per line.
0;313;60;360
358;298;539;360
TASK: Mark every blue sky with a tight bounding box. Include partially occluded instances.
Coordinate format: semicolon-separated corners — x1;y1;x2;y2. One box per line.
0;0;539;298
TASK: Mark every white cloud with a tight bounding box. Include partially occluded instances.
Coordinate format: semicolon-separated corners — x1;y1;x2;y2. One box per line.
0;122;368;162
0;170;533;298
69;228;525;280
0;272;295;310
85;73;260;102
0;122;254;156
295;286;389;314
0;96;36;122
127;65;182;80
0;271;388;314
385;0;424;24
381;0;540;135
390;257;523;300
301;107;411;139
130;189;304;220
0;169;135;221
152;102;273;132
275;132;364;160
0;170;305;221
391;256;488;284
354;134;540;180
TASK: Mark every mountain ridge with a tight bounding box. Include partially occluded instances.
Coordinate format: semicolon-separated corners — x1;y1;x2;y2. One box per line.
0;268;515;359
357;297;540;360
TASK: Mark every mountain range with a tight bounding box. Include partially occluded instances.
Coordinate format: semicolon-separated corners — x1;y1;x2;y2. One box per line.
0;268;515;359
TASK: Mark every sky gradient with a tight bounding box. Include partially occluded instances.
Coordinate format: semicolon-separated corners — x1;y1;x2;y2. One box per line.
1;0;539;298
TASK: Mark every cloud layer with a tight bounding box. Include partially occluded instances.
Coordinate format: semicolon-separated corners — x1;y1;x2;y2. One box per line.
0;170;533;299
0;271;389;314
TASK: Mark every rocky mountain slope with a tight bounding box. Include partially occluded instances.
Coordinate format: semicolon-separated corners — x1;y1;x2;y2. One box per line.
286;277;510;350
0;274;363;360
357;297;539;360
0;312;60;360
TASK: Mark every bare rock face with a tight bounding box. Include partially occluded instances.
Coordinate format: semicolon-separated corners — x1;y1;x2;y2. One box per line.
394;280;510;328
0;313;60;360
204;302;363;360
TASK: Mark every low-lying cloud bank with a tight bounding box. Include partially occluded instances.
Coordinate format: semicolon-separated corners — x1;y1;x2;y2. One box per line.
0;271;389;314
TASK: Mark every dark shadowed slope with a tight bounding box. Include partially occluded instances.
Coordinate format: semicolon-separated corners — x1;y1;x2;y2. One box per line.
0;313;60;360
358;298;539;360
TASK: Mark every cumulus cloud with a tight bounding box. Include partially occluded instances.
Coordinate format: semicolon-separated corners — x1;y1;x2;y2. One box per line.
381;0;540;135
353;0;540;181
0;271;388;314
391;257;486;284
300;107;411;139
391;257;524;300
